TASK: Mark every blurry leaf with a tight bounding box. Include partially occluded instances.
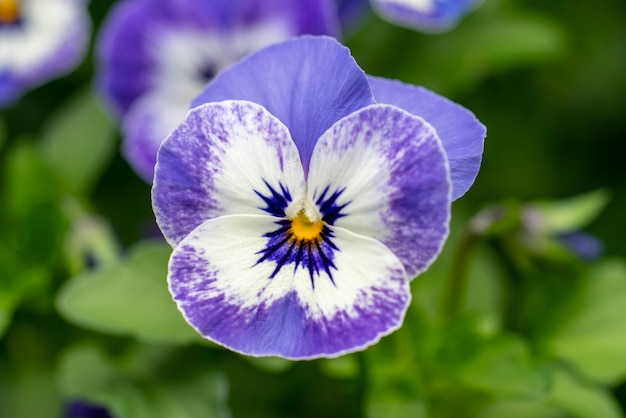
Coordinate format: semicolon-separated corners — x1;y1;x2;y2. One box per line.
0;366;62;418
364;308;429;418
0;303;13;339
407;11;567;95
56;241;200;344
547;366;623;418
530;189;611;233
39;89;116;195
319;354;359;379
477;400;564;418
245;356;294;374
436;315;549;399
2;140;68;265
367;400;428;418
457;335;549;398
0;118;5;150
59;344;230;418
540;260;626;384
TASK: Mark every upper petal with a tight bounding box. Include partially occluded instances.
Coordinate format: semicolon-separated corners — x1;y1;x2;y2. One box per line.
369;76;485;201
307;104;451;278
192;36;375;175
370;0;481;32
168;214;410;359
152;100;306;246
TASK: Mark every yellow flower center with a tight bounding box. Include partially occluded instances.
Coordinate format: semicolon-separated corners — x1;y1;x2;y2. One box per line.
290;211;324;241
0;0;19;24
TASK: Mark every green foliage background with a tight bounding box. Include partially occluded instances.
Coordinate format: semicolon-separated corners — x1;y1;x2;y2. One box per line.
1;0;625;417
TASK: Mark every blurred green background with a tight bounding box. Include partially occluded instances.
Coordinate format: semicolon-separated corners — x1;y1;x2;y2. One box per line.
1;0;625;417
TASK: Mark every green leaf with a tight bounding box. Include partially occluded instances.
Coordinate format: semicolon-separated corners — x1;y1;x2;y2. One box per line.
530;189;611;233
56;241;200;344
244;356;294;374
435;316;549;399
477;400;563;418
547;366;623;418
366;400;428;418
319;354;359;379
364;308;429;418
0;303;13;339
540;260;626;384
0;118;6;150
39;89;116;195
58;344;230;418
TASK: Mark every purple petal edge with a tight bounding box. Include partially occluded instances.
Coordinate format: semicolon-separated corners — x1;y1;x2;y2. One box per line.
368;75;485;201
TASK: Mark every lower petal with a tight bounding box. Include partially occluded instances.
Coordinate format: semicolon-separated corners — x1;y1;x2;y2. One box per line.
168;214;410;359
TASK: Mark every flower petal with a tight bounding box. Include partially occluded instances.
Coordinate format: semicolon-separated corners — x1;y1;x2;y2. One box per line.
307;104;451;278
370;0;480;32
369;76;485;201
0;0;90;106
121;91;191;182
169;214;410;359
96;0;339;118
192;36;375;174
152;100;306;246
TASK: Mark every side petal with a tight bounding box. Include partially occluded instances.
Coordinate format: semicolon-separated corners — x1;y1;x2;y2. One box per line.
169;214;410;359
307;104;451;278
192;36;375;175
152;100;306;247
369;76;485;201
370;0;481;32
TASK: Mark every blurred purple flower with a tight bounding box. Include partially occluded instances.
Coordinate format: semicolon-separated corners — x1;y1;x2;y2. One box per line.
152;36;485;359
96;0;339;182
556;231;603;262
0;0;90;107
65;400;112;418
370;0;481;32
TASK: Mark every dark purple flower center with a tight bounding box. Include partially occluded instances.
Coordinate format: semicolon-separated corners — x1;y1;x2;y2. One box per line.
254;181;351;288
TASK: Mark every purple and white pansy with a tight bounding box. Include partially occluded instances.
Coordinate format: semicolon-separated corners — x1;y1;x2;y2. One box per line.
0;0;90;107
370;0;481;32
152;36;485;359
96;0;339;182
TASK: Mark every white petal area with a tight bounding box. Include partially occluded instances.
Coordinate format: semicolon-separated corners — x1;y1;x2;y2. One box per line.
152;20;293;103
307;104;451;278
0;0;88;72
168;214;410;359
378;0;435;13
153;100;306;246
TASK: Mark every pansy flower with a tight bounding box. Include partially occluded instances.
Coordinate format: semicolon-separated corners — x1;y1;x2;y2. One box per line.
152;36;485;359
370;0;481;32
0;0;90;106
96;0;339;182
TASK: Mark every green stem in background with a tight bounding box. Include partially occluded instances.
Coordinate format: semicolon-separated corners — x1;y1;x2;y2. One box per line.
442;205;508;321
444;229;478;321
